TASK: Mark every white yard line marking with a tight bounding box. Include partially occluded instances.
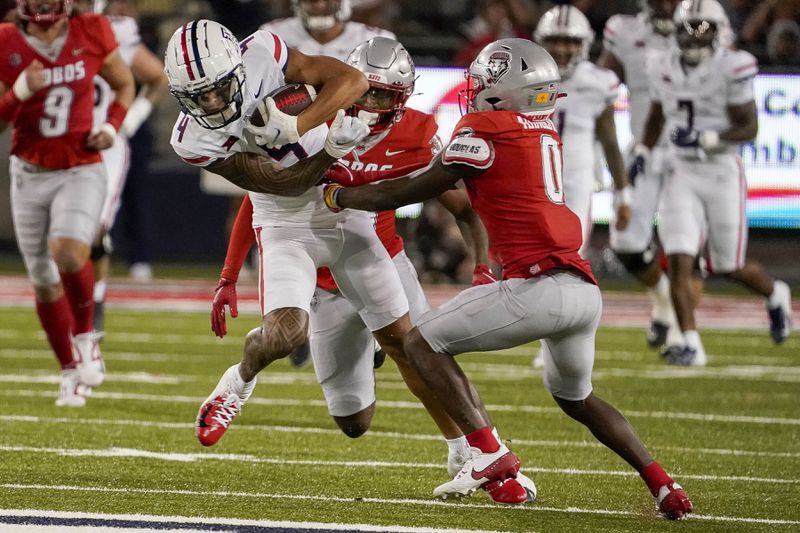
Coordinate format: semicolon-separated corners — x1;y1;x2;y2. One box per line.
3;388;800;426
0;509;521;533
0;487;798;526
0;444;797;485
2;414;798;458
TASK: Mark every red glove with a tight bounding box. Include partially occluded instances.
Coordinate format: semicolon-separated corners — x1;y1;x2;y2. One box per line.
472;264;497;286
323;161;356;185
211;277;238;338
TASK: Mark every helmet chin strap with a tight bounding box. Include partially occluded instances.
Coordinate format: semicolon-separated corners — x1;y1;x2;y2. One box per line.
304;15;337;31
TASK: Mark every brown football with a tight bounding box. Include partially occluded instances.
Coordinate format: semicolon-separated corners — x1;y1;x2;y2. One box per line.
250;83;317;127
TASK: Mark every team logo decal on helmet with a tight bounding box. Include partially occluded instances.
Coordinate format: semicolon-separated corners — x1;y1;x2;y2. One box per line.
486;51;511;83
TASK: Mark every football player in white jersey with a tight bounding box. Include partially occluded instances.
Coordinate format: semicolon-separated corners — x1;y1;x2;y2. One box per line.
166;21;464;455
637;0;793;365
262;0;394;367
598;0;683;349
80;0;167;336
534;5;632;257
262;0;394;61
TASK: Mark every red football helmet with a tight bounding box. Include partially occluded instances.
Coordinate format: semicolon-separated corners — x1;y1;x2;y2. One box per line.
17;0;72;25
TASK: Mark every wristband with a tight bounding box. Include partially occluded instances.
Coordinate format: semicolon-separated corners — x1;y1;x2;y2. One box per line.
120;95;153;137
93;122;117;143
323;183;344;211
12;71;34;101
105;100;128;131
220;267;239;284
699;130;720;151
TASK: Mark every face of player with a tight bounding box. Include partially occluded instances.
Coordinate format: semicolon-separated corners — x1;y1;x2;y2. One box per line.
542;37;582;71
194;82;232;115
352;85;403;132
676;20;717;66
299;0;341;32
647;0;679;36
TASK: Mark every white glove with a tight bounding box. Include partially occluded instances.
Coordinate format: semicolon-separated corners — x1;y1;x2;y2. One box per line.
247;97;299;149
324;109;370;159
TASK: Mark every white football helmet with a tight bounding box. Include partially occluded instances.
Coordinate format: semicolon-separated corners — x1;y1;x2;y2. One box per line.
292;0;351;32
164;20;246;129
674;0;731;66
533;5;593;78
346;37;415;133
460;38;561;117
639;0;679;36
17;0;72;25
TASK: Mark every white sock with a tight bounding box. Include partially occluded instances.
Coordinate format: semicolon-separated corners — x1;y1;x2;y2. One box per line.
768;281;785;308
648;274;674;323
683;330;702;351
446;435;469;455
93;279;107;302
229;364;256;400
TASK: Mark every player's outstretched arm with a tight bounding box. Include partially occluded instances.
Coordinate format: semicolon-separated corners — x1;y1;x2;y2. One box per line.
206;149;337;195
596;104;631;230
284;48;369;138
328;158;480;212
121;44;169;138
437;188;490;266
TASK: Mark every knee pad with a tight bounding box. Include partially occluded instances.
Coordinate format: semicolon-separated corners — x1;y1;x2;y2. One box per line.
614;242;658;276
90;233;114;262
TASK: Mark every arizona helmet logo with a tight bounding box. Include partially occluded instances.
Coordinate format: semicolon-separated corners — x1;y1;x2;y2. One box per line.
485;51;511;83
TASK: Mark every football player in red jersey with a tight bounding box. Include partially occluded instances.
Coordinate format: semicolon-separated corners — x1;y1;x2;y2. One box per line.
0;0;134;407
211;36;534;504
324;39;693;519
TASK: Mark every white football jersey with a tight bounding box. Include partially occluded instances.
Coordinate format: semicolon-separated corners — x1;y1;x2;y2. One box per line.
647;47;758;159
170;30;338;229
602;14;671;142
554;61;619;183
93;16;140;127
260;17;395;61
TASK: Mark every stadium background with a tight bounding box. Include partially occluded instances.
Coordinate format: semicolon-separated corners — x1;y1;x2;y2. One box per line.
0;0;797;285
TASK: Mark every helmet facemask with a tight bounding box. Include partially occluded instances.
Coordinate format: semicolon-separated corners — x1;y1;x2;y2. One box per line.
676;19;717;66
349;84;410;134
18;0;73;26
640;0;678;36
171;65;246;129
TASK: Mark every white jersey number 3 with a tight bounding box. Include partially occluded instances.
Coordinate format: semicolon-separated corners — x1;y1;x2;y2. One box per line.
39;86;74;138
540;134;564;204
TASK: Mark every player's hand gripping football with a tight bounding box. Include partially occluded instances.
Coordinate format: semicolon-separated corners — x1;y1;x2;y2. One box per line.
324;109;370;159
211;277;238;338
248;97;300;148
472;264;497;286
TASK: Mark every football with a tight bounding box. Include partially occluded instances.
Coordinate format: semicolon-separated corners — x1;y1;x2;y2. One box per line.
250;83;317;127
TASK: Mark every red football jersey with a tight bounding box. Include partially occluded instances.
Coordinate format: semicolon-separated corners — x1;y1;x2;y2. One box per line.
0;14;118;169
316;108;441;290
442;111;596;283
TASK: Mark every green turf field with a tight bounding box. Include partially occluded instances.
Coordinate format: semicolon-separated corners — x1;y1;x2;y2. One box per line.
0;307;798;532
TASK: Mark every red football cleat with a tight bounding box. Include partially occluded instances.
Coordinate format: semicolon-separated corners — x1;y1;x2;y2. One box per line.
656;482;693;520
196;392;243;447
483;471;537;504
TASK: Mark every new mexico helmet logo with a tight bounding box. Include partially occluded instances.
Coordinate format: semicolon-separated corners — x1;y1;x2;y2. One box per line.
485;51;511;83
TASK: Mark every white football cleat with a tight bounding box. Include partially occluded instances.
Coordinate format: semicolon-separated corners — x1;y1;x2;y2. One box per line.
433;445;520;499
768;280;792;344
55;369;90;407
72;331;105;387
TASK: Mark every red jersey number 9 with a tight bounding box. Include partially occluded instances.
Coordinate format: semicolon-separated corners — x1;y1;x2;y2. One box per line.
39;86;74;138
540;134;564;204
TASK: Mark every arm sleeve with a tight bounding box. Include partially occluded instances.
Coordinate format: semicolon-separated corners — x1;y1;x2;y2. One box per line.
220;195;256;282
